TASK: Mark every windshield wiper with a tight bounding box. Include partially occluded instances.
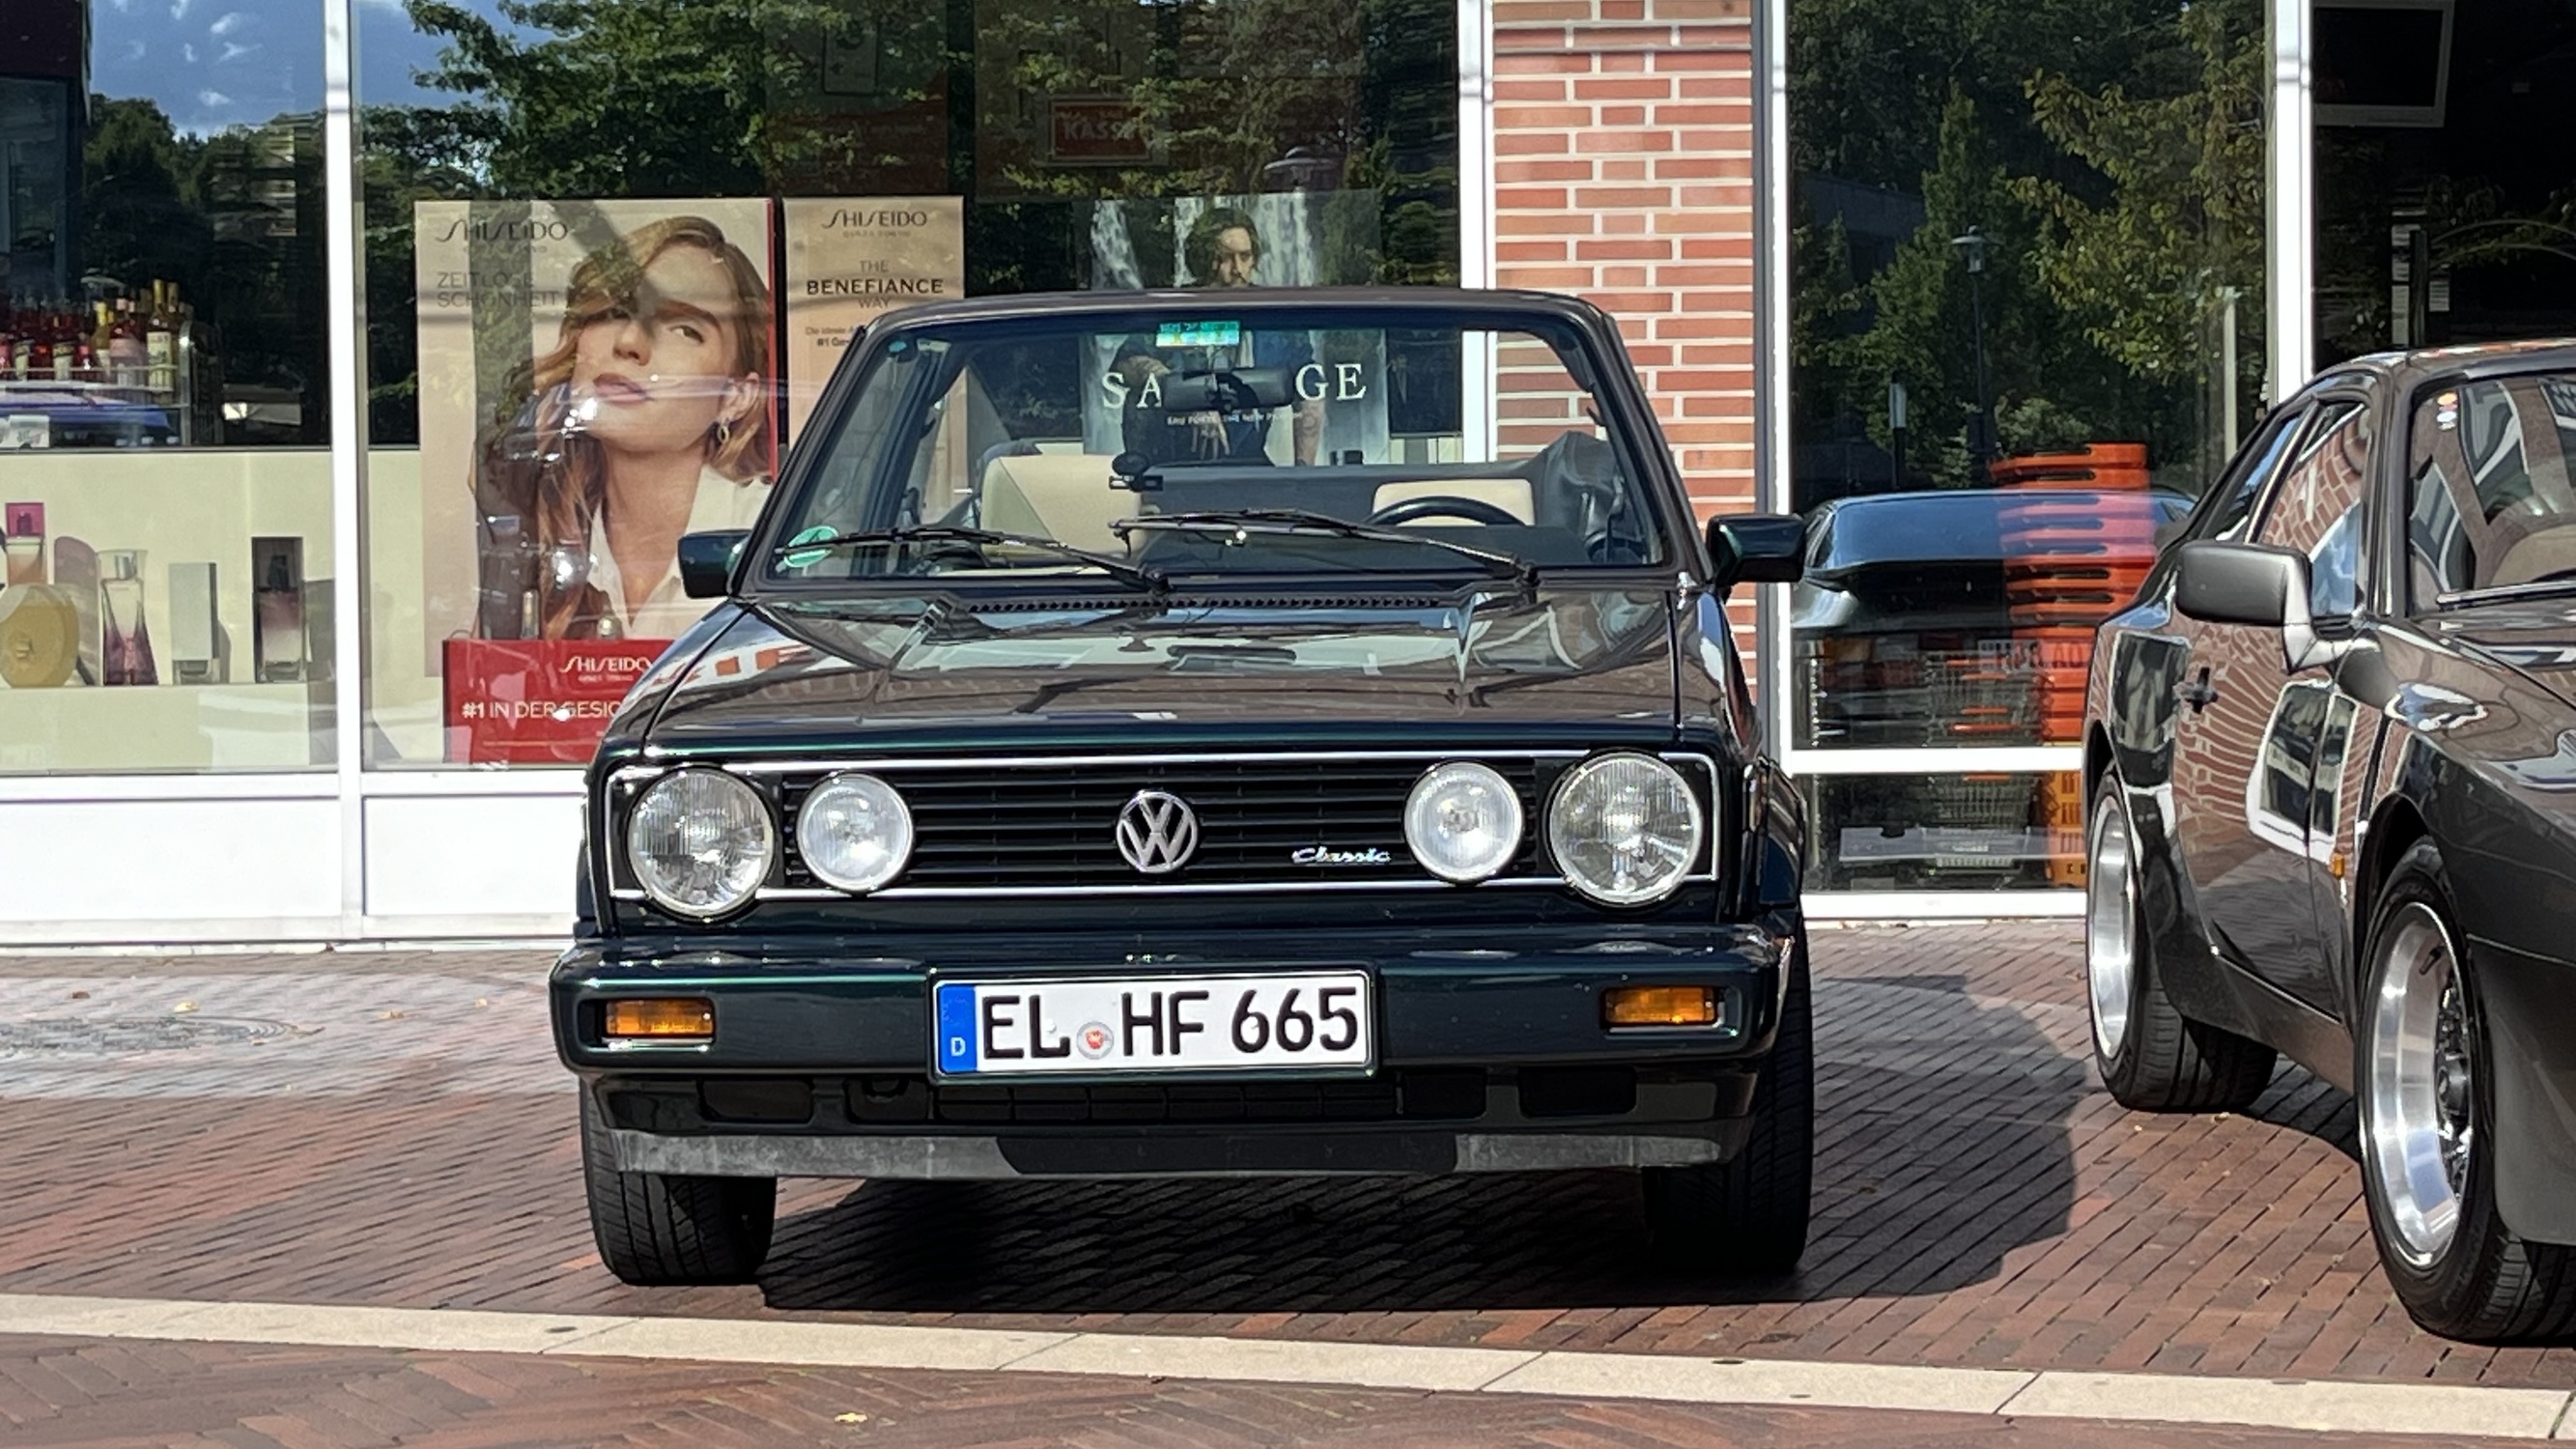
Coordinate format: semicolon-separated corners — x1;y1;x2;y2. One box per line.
771;526;1166;594
1112;508;1538;587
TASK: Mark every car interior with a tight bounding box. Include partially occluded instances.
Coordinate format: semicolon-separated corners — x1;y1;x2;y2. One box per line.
2406;372;2576;602
778;325;1667;580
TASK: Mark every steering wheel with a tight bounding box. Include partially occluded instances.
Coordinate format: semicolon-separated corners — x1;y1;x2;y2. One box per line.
1365;495;1524;528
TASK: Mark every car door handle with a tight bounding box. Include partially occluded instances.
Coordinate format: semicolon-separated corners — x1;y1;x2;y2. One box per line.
2175;669;2219;713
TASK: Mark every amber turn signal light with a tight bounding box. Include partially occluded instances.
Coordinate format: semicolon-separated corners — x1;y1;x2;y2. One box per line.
1602;984;1718;1028
604;998;715;1040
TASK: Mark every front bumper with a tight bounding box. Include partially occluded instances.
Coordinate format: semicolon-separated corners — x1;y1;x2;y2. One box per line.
554;920;1795;1179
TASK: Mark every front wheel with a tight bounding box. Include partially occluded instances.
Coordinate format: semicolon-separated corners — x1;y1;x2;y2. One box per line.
2357;840;2576;1341
580;1090;777;1287
2086;779;2274;1112
1643;933;1812;1276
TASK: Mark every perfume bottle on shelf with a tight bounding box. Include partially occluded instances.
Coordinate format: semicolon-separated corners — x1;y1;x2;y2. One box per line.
168;561;222;685
146;282;178;394
99;548;157;686
252;536;306;682
108;299;149;389
4;501;44;587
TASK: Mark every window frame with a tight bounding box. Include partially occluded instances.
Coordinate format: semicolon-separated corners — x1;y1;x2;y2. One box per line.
747;303;1695;595
2181;402;2314;546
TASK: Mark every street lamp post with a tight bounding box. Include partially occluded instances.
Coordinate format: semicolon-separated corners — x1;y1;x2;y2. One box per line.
1952;227;1997;482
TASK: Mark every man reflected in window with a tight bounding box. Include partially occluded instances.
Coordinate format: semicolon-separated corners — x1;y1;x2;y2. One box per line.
1111;207;1325;467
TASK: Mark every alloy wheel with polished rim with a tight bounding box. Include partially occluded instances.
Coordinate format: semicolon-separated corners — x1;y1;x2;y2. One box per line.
2085;791;2137;1064
2364;900;2477;1269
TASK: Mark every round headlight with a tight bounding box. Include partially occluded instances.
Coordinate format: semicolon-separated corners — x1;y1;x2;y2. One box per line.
796;772;915;894
627;768;776;919
1404;761;1525;884
1545;753;1704;905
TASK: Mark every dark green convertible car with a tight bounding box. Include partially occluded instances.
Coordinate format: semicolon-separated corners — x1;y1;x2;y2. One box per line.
553;289;1810;1286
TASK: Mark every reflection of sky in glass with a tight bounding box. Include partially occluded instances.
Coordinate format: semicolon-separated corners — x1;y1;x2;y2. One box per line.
89;0;520;132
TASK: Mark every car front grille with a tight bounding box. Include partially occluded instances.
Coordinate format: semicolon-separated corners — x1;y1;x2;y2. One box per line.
778;755;1549;891
610;750;1720;900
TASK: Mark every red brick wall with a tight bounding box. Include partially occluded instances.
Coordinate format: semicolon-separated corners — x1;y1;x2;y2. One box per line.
1489;0;1760;637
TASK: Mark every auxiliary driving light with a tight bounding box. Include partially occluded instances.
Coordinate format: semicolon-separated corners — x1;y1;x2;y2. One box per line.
604;997;716;1041
1403;761;1524;883
1602;984;1718;1028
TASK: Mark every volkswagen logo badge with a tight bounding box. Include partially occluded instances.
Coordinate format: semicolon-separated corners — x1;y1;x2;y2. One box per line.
1116;790;1200;875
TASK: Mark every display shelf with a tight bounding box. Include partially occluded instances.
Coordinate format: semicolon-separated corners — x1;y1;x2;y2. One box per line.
0;680;326;772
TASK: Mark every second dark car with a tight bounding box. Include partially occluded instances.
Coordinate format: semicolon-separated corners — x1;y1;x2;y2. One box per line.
2083;341;2576;1342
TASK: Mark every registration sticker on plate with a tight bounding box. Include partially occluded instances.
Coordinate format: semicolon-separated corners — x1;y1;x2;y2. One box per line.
933;972;1372;1077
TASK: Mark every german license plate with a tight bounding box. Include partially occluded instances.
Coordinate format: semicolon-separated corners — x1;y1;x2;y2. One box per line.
933;971;1373;1077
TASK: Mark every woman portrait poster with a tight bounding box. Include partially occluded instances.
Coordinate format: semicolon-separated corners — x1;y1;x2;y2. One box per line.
413;200;778;653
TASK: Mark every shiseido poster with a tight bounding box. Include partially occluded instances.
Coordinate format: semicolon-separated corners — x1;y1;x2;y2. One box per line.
413;199;776;762
413;198;777;654
1081;191;1388;466
779;197;965;444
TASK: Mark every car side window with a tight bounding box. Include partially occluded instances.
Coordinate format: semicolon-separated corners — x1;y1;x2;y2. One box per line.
2194;406;2309;542
2405;372;2576;606
2252;400;2371;621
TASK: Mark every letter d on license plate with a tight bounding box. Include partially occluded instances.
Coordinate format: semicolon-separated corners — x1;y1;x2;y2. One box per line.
933;971;1373;1077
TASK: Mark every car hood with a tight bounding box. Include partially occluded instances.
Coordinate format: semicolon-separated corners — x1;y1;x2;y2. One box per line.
640;585;1683;749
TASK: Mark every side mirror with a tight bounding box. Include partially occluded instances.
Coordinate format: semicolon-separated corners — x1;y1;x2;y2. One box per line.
677;529;750;600
1707;513;1805;588
2174;539;2351;672
2173;540;2300;628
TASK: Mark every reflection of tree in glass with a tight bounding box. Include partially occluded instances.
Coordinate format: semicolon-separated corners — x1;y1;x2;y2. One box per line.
1790;0;2268;498
354;0;1458;436
976;0;1455;286
2015;3;2266;394
79;99;327;444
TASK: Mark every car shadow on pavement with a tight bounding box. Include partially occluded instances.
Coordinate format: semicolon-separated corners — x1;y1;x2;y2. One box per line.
751;971;2085;1317
2246;1066;2361;1163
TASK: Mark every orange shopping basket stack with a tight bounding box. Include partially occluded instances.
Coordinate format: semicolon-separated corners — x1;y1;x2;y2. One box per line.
1992;445;2159;884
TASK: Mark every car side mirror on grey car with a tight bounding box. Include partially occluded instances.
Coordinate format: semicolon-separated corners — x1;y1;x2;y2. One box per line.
2173;540;2348;672
1708;513;1805;590
678;529;750;600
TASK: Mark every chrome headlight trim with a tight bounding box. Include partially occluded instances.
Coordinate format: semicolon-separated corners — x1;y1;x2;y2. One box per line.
624;766;778;920
1544;751;1707;906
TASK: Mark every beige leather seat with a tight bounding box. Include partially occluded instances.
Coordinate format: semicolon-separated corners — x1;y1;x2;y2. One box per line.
977;453;1129;552
1368;478;1534;525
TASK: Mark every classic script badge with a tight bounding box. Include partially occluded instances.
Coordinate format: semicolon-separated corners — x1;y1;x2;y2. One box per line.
1292;846;1394;867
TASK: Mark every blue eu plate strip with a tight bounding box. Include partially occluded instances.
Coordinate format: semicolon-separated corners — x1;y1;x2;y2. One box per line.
935;983;978;1074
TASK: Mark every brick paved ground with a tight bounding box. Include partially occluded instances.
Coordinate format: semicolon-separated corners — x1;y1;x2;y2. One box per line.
0;1334;2556;1449
0;922;2566;1420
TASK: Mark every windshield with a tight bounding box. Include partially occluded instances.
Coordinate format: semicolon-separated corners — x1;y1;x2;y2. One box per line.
765;306;1670;586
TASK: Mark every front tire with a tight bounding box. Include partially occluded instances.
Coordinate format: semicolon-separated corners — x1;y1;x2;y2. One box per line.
1644;932;1812;1275
580;1089;777;1287
2086;779;2275;1112
2357;840;2576;1341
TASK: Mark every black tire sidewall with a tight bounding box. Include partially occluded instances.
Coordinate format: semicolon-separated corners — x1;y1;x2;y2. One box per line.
2356;840;2505;1321
1642;923;1812;1273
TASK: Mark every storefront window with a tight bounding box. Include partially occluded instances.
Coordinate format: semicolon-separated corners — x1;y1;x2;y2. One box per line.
1793;0;2277;757
357;0;1459;768
2313;0;2576;369
0;0;333;771
1786;0;2268;889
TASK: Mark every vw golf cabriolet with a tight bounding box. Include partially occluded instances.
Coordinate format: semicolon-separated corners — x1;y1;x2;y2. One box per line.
553;289;1810;1286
